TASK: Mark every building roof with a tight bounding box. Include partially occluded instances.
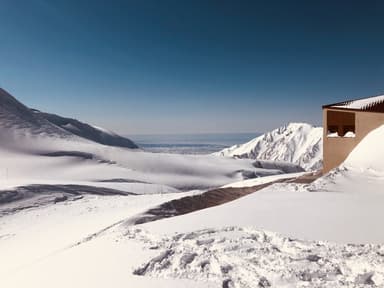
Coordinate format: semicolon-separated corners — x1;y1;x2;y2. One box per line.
323;94;384;112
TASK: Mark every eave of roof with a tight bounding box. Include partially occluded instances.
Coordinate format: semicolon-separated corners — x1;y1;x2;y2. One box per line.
323;93;384;113
322;106;366;112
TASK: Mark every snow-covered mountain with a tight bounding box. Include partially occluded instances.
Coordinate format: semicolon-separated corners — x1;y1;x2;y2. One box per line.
4;126;384;288
33;110;138;149
0;87;283;199
213;123;323;171
0;88;73;138
2;86;384;288
0;88;138;149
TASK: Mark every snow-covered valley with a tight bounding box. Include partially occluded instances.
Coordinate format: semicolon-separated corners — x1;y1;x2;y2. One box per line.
0;89;293;207
2;163;384;288
1;89;384;288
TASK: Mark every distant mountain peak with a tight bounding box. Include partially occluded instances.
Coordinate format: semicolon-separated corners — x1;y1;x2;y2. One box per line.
213;122;323;171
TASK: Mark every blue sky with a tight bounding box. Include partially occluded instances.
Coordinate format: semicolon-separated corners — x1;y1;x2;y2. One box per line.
1;0;384;134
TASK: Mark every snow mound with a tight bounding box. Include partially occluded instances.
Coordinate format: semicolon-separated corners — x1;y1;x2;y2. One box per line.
343;125;384;172
214;123;323;171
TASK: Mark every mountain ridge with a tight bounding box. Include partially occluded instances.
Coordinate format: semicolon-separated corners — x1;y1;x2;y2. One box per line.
33;110;138;149
0;88;138;149
213;122;323;171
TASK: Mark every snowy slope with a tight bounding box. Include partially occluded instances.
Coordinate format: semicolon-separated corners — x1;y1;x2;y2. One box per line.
3;88;384;288
0;191;215;288
1;119;384;288
0;88;138;149
342;124;384;172
34;110;138;149
0;88;74;139
0;88;285;207
119;126;384;286
214;123;323;171
146;125;384;244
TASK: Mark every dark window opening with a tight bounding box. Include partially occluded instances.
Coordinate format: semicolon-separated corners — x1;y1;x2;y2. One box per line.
327;125;338;135
327;110;355;137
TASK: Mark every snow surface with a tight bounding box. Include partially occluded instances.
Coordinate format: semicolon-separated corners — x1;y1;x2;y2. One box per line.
145;125;384;244
2;185;384;288
0;140;282;195
0;192;217;288
143;169;384;244
344;131;356;138
327;131;355;138
3;164;384;288
2;88;384;288
132;226;384;287
0;88;137;149
342;124;384;172
222;172;306;188
34;109;139;148
0;88;75;139
115;125;384;286
213;123;323;171
0;88;287;200
327;132;339;137
332;94;384;110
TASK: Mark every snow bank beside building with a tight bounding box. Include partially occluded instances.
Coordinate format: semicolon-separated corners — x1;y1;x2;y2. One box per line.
342;125;384;172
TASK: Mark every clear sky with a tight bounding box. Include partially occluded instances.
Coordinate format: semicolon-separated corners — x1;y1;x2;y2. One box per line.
1;0;384;134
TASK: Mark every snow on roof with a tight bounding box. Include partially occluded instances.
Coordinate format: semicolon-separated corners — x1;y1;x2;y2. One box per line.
324;94;384;111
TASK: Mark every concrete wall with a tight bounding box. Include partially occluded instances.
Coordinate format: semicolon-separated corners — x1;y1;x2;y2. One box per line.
356;112;384;140
323;108;384;173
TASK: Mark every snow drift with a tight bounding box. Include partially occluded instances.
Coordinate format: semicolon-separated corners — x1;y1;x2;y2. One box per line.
214;123;323;171
342;124;384;173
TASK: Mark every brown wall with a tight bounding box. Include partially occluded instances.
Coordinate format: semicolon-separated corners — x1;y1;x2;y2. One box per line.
356;112;384;140
323;108;384;173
